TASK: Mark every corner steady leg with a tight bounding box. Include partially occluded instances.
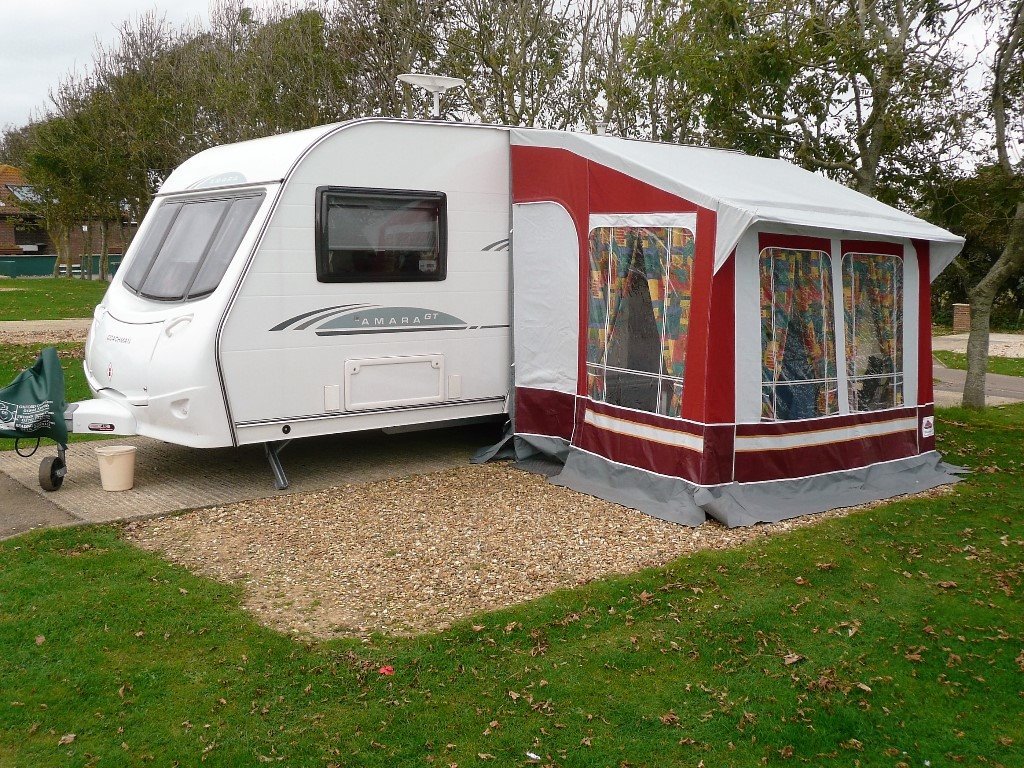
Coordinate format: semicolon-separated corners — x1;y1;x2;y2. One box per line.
264;440;291;490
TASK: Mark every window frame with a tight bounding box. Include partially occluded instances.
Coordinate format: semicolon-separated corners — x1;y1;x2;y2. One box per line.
315;186;448;284
122;190;266;303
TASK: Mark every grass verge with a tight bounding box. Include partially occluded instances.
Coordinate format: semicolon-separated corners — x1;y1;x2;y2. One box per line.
0;278;106;321
934;349;1024;378
0;406;1022;767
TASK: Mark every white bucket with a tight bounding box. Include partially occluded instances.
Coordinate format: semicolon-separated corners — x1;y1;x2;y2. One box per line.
94;445;138;491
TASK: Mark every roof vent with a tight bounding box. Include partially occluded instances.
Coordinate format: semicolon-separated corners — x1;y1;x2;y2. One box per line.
397;74;466;119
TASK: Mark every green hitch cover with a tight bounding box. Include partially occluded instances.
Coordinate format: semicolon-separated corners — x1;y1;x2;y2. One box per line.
0;346;69;446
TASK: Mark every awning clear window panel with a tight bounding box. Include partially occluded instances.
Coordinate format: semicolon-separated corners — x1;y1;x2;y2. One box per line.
587;226;695;418
843;252;904;412
760;248;839;421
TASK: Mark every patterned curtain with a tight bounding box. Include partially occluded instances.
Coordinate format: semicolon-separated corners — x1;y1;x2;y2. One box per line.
587;230;611;401
586;224;695;418
661;229;695;417
604;229;638;355
760;248;837;420
843;253;903;410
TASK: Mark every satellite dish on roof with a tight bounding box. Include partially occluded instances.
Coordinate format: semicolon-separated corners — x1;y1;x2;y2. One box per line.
397;74;466;119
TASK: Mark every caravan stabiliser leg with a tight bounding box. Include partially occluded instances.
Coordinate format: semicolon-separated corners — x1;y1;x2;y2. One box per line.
39;444;67;492
264;440;292;491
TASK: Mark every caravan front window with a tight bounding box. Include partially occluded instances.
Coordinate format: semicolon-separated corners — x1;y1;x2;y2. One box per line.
316;188;446;282
122;191;265;301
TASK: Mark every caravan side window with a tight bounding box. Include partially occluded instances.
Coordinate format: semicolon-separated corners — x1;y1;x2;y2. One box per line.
316;188;446;282
586;226;696;418
843;251;904;411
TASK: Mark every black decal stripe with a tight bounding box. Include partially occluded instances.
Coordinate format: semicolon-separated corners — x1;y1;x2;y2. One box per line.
315;325;468;336
295;304;375;330
234;396;506;426
482;238;510;251
269;304;365;332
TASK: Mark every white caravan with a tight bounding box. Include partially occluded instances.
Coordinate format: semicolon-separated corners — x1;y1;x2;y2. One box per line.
70;119;512;487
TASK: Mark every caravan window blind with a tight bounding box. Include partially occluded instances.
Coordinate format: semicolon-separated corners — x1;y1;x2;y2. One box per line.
316;187;446;283
586;226;695;418
122;191;264;301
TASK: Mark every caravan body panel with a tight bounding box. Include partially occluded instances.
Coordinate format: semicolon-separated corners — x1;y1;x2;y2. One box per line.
219;121;512;444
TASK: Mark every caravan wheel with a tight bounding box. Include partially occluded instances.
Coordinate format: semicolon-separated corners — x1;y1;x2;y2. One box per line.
39;456;66;492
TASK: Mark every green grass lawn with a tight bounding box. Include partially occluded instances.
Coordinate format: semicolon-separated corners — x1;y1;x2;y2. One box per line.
0;343;97;451
1;406;1023;767
934;349;1024;378
0;278;107;321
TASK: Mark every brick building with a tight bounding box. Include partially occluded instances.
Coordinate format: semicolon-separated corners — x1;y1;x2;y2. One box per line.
0;164;136;269
0;164;51;256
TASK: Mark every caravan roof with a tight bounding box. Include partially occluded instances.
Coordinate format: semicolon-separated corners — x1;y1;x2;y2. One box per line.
161;119;962;279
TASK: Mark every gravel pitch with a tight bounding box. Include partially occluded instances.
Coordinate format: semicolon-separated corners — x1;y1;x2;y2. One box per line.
123;463;947;639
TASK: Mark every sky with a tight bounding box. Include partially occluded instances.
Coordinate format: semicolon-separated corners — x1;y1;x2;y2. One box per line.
0;1;262;129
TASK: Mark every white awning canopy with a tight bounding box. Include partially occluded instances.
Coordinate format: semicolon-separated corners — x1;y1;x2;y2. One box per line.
510;129;964;280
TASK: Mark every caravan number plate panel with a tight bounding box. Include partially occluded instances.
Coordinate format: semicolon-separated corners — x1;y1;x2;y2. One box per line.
344;355;445;411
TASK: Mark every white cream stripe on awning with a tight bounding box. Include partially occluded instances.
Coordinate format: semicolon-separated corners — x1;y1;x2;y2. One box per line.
735;417;917;452
584;410;704;452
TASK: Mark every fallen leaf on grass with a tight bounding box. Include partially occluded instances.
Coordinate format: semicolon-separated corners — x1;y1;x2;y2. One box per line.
779;745;794;759
794;577;809;586
34;635;45;646
816;562;837;571
58;734;75;746
841;738;863;751
477;753;495;760
937;581;958;589
378;666;395;676
783;653;805;666
659;711;680;725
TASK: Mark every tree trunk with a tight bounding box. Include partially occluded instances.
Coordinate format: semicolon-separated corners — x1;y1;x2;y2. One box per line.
963;200;1024;407
962;296;992;408
99;221;110;282
82;223;93;280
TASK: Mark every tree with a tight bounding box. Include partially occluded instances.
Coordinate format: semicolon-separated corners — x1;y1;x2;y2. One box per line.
632;0;983;200
961;0;1024;407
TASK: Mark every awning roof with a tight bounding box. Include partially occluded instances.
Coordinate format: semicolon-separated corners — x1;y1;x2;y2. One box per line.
511;129;964;280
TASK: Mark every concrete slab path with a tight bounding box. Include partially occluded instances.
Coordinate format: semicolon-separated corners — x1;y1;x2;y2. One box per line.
0;472;78;539
0;317;92;344
932;332;1024;357
0;424;499;536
